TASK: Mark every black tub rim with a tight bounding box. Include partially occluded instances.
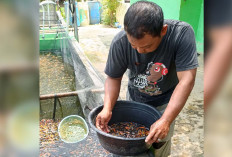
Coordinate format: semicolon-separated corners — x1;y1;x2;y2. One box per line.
88;100;162;141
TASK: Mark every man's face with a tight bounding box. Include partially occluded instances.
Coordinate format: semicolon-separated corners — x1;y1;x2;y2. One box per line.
127;25;167;54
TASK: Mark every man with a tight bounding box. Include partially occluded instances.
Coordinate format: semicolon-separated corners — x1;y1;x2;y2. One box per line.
96;1;198;156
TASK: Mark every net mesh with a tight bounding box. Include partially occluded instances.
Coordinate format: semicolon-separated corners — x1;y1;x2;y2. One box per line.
40;4;104;120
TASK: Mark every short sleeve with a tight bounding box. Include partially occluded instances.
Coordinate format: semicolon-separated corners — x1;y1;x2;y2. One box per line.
104;39;128;78
175;26;199;71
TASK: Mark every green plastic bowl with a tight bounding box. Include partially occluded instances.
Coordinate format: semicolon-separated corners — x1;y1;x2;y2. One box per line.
58;115;89;143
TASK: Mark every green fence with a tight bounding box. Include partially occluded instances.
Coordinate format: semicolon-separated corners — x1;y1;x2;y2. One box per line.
130;0;204;53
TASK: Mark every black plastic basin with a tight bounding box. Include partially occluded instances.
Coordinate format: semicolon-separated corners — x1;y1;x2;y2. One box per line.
88;100;161;156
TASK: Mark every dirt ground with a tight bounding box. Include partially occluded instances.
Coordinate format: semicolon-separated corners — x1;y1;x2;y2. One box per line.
77;24;204;157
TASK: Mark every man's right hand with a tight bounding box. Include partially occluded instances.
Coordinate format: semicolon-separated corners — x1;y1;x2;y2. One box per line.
95;76;122;133
95;108;112;133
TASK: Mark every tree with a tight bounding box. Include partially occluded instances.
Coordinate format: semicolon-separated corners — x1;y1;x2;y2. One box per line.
101;0;120;26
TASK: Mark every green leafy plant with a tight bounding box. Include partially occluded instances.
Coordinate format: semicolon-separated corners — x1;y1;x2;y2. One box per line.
60;7;66;19
101;0;120;26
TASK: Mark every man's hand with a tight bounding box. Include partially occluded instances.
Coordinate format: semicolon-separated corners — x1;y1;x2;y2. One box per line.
145;118;171;145
95;108;112;133
95;76;122;132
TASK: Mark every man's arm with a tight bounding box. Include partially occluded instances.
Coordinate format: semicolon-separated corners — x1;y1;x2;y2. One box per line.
103;76;122;111
204;26;232;109
95;76;122;132
146;68;196;144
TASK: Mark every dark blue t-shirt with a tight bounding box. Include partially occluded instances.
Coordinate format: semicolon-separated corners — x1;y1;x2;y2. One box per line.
105;20;199;107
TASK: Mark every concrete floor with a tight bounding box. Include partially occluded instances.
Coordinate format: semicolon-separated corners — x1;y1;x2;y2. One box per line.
77;24;204;157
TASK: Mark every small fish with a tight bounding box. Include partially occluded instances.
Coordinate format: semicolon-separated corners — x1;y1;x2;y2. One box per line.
108;122;149;138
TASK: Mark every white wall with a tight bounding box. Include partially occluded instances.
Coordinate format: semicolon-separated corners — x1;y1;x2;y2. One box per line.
116;2;130;28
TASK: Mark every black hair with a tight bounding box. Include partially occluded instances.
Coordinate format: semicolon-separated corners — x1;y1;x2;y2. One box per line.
124;1;164;39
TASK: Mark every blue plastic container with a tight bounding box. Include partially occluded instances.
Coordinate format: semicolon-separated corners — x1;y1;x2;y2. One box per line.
64;1;80;26
88;2;100;24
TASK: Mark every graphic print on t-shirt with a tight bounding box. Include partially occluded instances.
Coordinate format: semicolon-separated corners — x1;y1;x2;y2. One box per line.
133;62;168;96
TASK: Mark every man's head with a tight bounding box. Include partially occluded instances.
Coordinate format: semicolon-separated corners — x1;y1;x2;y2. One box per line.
124;1;167;54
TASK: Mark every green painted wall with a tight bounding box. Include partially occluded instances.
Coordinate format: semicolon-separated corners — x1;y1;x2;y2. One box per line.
196;5;203;53
130;0;181;20
40;33;68;51
130;0;204;53
179;0;203;53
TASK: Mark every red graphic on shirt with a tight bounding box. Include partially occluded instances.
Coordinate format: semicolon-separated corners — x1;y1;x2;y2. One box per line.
147;62;168;85
137;62;168;96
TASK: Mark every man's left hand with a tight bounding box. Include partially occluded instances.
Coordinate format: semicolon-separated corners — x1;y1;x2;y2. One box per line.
145;118;171;145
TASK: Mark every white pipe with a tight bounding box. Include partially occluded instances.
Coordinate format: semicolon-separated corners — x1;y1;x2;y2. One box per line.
39;1;56;29
40;4;45;38
48;3;50;27
66;2;69;34
40;1;56;5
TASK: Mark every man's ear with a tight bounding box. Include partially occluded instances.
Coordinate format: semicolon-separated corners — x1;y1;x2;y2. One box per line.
161;24;168;37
